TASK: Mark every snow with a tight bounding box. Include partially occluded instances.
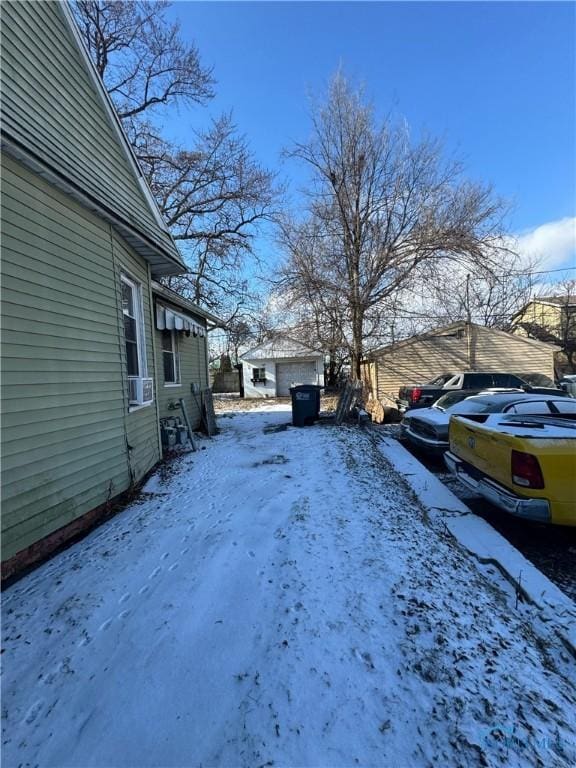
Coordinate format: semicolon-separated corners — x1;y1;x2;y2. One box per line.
453;413;576;439
377;436;576;655
404;406;449;426
2;405;576;767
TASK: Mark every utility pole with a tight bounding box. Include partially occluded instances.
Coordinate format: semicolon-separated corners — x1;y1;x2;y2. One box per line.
465;274;473;369
465;273;472;323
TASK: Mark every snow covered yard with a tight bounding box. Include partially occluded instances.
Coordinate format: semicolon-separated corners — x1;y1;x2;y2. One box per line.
2;404;575;768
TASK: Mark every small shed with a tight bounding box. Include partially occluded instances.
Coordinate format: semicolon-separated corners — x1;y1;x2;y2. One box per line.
363;321;558;402
240;337;324;398
152;282;222;428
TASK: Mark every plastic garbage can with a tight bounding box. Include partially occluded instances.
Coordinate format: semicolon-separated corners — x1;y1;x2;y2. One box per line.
290;384;322;427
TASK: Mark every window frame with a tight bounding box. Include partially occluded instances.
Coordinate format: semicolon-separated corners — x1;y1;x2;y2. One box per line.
252;365;267;384
162;328;181;387
120;274;149;409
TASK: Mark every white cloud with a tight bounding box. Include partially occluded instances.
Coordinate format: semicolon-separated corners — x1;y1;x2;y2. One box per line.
514;216;576;271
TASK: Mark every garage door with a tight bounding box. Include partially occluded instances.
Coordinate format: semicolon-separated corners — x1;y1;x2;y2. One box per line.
276;361;317;396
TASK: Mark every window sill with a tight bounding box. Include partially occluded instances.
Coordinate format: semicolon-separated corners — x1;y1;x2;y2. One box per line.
128;402;154;413
164;383;182;388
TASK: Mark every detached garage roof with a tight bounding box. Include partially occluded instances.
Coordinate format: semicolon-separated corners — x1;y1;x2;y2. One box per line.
242;337;323;361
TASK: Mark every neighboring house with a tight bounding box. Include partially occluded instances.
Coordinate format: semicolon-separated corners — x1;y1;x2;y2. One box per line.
153;281;221;426
511;296;576;375
362;321;558;402
240;337;324;398
0;2;199;577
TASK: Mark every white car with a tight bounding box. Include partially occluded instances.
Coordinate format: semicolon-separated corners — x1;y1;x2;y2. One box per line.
400;390;576;455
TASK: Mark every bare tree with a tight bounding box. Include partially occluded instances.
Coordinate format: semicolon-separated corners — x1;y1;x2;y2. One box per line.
408;252;538;331
130;116;278;313
74;1;279;318
224;319;256;364
279;73;513;378
74;0;214;119
270;274;349;386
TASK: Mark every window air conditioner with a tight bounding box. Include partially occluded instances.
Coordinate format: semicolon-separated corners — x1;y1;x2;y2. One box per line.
128;377;154;406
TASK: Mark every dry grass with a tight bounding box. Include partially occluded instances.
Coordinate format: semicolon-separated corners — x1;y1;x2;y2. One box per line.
213;393;339;414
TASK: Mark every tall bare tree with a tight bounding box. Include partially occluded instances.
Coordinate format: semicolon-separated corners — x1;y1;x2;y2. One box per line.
75;0;214;119
406;251;537;331
73;1;278;319
279;73;513;378
129;116;277;313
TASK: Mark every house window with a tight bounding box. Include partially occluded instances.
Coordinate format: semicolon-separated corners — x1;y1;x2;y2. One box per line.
121;275;146;378
252;366;266;384
162;329;180;385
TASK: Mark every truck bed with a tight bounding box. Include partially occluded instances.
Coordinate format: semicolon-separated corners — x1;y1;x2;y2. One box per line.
447;413;576;525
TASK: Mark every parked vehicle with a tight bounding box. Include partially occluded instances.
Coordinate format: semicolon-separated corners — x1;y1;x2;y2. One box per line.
397;371;567;411
445;410;576;526
401;391;575;455
559;374;576;397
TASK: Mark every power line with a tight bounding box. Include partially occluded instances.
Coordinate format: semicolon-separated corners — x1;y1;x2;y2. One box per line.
471;265;576;279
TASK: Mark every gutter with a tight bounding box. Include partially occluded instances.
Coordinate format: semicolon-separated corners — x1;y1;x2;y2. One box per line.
2;134;186;277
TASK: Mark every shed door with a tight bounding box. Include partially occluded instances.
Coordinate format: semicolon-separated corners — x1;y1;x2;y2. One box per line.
276;361;317;396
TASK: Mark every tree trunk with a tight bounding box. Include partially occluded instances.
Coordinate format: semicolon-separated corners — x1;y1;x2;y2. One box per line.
351;309;364;381
327;351;338;387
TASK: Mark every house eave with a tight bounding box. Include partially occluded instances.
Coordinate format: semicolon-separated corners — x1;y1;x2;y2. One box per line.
241;336;324;361
2;134;186;278
60;1;172;236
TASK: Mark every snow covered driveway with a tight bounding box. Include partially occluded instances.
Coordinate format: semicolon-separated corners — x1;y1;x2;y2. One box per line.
2;405;575;768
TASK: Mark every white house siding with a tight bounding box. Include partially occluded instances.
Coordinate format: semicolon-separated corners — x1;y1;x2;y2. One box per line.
242;357;323;398
242;358;278;399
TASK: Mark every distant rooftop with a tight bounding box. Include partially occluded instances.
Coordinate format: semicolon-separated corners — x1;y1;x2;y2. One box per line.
534;296;576;306
242;336;323;360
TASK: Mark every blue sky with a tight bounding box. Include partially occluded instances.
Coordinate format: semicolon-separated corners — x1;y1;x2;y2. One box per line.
165;0;575;272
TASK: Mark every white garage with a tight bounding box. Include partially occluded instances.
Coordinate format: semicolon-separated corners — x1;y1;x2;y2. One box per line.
240;337;324;399
276;360;318;396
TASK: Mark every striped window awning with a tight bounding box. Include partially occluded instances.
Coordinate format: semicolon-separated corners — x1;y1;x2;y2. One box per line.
156;304;206;337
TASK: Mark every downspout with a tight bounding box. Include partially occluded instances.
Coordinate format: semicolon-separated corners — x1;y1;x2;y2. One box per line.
146;265;163;460
204;322;211;390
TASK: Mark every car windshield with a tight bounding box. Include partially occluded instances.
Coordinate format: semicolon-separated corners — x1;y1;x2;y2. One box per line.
517;372;556;388
433;392;472;411
446;397;502;414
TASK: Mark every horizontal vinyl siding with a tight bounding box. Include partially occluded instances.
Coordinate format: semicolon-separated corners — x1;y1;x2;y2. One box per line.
6;479;127;563
374;327;556;399
375;336;470;399
474;326;556;380
113;235;161;481
0;155;148;561
0;1;180;264
155;307;209;428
